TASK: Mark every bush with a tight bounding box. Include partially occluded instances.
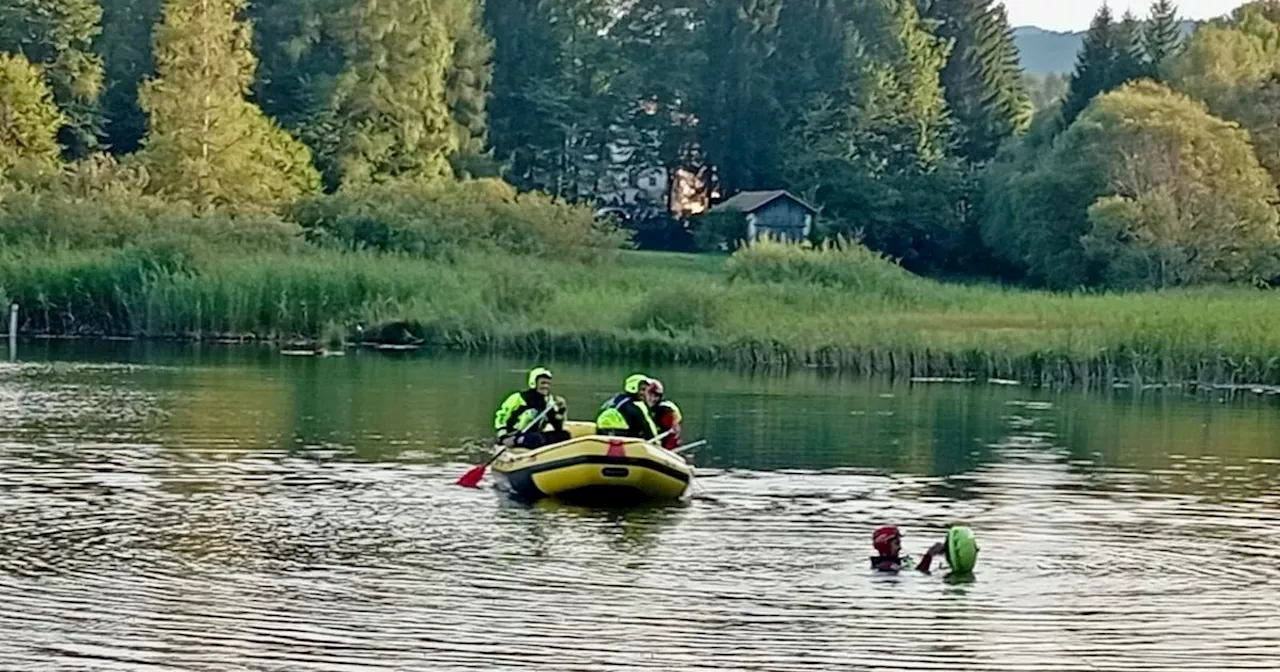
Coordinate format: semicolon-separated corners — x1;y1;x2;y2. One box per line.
627;284;726;334
0;155;304;252
691;211;747;252
290;177;631;262
725;237;930;304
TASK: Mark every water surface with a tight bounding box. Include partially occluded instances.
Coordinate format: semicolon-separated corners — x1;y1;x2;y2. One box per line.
2;342;1278;671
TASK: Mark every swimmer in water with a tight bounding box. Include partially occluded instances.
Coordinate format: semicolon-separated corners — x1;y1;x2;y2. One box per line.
870;525;912;572
916;525;980;576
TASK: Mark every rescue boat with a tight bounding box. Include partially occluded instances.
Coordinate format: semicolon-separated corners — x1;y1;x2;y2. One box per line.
490;421;693;505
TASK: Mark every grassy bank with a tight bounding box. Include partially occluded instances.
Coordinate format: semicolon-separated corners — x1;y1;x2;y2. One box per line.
3;241;1279;386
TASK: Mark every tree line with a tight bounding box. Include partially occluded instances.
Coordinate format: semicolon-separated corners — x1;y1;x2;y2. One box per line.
2;0;1280;291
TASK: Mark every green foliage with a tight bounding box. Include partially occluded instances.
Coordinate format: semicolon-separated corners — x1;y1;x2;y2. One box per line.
327;0;457;186
136;0;320;210
98;0;163;153
0;53;65;177
627;284;725;334
484;0;623;198
443;0;494;175
1;155;304;250
725;237;929;304
1171;8;1280;186
7;245;1280;385
1113;11;1149;84
0;0;105;155
1062;6;1125;126
692;211;747;252
247;0;462;189
699;0;784;194
989;81;1280;289
780;0;971;274
921;0;1031;162
289;177;629;262
1234;1;1280;25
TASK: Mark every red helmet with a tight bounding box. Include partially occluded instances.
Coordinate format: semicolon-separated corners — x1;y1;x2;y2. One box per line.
648;379;664;396
872;526;901;556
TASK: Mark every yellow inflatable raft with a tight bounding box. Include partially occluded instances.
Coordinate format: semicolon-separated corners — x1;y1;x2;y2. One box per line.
490;422;693;505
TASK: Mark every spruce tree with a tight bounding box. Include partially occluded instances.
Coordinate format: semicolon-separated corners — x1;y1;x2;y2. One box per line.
137;0;320;210
0;0;105;156
326;0;457;186
1062;5;1117;126
1143;0;1182;78
921;0;1031;162
443;0;495;176
0;53;65;176
782;0;959;271
1112;11;1148;84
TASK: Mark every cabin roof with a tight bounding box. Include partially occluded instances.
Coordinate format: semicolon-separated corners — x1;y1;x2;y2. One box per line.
708;190;818;215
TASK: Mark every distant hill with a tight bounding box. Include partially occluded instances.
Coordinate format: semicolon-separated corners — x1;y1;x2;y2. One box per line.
1014;21;1200;75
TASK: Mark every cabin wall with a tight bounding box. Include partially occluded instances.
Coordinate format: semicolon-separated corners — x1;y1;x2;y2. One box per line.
748;199;811;241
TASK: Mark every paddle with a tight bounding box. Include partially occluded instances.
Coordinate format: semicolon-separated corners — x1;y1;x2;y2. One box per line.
456;403;554;488
644;429;674;446
671;439;707;455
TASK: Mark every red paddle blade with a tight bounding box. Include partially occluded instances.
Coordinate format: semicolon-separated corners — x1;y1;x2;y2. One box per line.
456;464;487;488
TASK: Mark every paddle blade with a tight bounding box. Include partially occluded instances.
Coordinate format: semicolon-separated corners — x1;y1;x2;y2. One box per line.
456;463;487;488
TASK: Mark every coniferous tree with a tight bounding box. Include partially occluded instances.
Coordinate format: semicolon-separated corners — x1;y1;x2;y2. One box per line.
248;0;459;188
137;0;320;210
0;0;105;156
1112;11;1148;84
921;0;1031;162
327;0;457;186
698;0;784;194
1143;0;1182;78
444;0;495;177
0;52;65;176
1062;5;1118;126
783;0;960;271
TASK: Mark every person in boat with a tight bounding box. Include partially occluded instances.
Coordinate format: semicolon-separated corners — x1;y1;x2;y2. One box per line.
870;525;915;572
600;373;647;413
493;367;569;449
595;373;660;440
648;379;682;450
916;525;980;575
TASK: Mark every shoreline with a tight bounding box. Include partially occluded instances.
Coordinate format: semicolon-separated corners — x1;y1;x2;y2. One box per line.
4;245;1279;389
7;329;1280;393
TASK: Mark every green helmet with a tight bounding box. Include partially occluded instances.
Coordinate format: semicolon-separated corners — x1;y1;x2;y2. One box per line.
527;367;553;389
945;526;979;575
623;373;649;394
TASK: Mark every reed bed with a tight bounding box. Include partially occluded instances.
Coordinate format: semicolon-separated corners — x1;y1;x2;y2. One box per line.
2;239;1278;386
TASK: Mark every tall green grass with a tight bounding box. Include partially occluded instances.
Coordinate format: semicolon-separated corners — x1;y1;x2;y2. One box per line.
2;238;1279;386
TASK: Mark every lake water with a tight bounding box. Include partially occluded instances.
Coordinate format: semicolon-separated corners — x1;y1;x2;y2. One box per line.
2;342;1278;671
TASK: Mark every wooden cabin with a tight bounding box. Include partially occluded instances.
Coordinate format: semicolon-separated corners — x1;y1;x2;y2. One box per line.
708;190;817;242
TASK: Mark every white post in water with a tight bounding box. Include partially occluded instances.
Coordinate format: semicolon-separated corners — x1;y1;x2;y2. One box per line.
8;303;16;361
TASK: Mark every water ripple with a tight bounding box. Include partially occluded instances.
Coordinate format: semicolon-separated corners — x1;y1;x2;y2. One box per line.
1;359;1278;670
